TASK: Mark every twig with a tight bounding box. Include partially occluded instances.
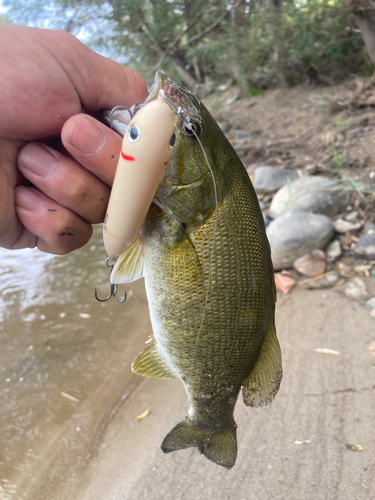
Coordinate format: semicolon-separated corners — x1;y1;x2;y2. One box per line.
298;271;337;285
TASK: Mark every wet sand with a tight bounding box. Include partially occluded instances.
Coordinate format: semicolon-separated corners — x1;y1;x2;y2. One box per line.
0;228;374;500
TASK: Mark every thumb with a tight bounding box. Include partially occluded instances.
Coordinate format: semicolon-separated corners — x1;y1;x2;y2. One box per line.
65;37;149;111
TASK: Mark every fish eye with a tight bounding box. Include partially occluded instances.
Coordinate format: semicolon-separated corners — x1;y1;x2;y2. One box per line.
128;124;140;143
181;118;202;139
169;132;176;148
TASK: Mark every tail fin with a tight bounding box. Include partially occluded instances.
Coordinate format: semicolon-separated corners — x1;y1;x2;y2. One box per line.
161;418;237;469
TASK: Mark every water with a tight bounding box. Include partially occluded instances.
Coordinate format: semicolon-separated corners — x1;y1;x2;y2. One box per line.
0;226;152;499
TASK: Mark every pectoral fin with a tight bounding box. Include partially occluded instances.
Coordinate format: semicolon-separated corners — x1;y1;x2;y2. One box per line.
242;322;282;407
110;236;144;284
131;335;176;379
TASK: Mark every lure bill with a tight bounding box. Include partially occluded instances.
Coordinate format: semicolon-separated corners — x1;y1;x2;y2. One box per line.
102;70;282;469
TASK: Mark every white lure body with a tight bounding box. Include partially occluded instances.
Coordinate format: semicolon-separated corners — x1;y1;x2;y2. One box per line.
103;91;175;258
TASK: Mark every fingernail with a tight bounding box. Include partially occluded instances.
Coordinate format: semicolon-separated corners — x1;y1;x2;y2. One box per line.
69;119;106;156
15;187;45;211
18;143;58;177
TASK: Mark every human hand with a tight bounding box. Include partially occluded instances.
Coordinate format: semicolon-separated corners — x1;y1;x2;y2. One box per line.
0;24;148;254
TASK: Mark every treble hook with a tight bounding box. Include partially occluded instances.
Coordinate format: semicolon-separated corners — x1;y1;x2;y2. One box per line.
95;257;127;303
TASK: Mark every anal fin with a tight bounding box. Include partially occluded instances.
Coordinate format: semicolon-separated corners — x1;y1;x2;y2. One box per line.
242;322;282;407
131;335;176;379
111;236;144;284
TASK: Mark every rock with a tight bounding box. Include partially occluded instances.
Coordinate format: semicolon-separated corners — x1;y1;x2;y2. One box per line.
264;215;272;228
353;235;375;260
217;121;232;134
370;309;375;320
354;264;372;276
234;129;252;142
340;233;355;248
269;176;350;219
274;273;296;294
363;222;375;235
345;211;359;223
344;277;371;301
301;272;340;289
267;211;334;270
332;218;363;233
293;250;326;277
253;165;299;192
326;240;342;259
364;297;375;311
336;261;355;279
258;201;266;211
219;87;240;106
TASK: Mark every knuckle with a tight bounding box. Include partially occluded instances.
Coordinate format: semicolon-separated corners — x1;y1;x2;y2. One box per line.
46;210;92;254
66;176;92;207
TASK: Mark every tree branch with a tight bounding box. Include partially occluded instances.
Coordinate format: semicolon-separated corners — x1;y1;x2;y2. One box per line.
186;0;245;45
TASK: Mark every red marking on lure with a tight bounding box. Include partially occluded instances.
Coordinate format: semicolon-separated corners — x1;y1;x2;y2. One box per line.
121;151;135;161
164;162;168;165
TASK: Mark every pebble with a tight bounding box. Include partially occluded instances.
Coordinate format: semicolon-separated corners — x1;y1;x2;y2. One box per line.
344;277;370;301
340;233;355;248
293;250;326;277
332;218;363;233
336;261;355;279
253;165;299;192
363;222;375;235
326;240;342;259
274;273;296;294
353;234;375;260
364;297;375;311
370;309;375;320
234;129;252;142
269;176;350;219
266;211;334;270
354;264;372;275
345;211;359;223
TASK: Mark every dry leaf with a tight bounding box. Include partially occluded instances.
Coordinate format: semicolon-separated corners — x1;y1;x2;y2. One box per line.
136;408;150;420
345;444;364;452
313;348;349;358
368;341;375;356
61;392;80;403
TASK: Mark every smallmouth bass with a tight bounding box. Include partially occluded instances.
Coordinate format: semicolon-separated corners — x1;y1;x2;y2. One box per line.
111;71;282;469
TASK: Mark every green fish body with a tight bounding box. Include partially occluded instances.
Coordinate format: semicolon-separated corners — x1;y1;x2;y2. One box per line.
112;71;282;469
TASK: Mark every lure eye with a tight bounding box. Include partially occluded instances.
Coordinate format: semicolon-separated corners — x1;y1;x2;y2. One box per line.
169;132;176;148
181;118;202;139
128;125;140;143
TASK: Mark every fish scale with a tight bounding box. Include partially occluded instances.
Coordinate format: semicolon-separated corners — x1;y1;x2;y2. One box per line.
111;70;281;468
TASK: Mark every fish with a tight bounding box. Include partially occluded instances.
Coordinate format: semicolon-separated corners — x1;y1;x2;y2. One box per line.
110;70;282;469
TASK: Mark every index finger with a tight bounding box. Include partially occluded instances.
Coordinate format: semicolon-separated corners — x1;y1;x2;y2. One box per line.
61;115;122;186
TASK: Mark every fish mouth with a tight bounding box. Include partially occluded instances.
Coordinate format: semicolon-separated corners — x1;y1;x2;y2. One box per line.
146;70;199;119
147;70;174;103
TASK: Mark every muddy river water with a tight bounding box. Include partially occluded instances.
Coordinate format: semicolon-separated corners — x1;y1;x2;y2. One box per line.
0;227;154;499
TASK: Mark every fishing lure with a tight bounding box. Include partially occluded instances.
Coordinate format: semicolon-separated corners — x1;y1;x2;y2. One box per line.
103;90;175;259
